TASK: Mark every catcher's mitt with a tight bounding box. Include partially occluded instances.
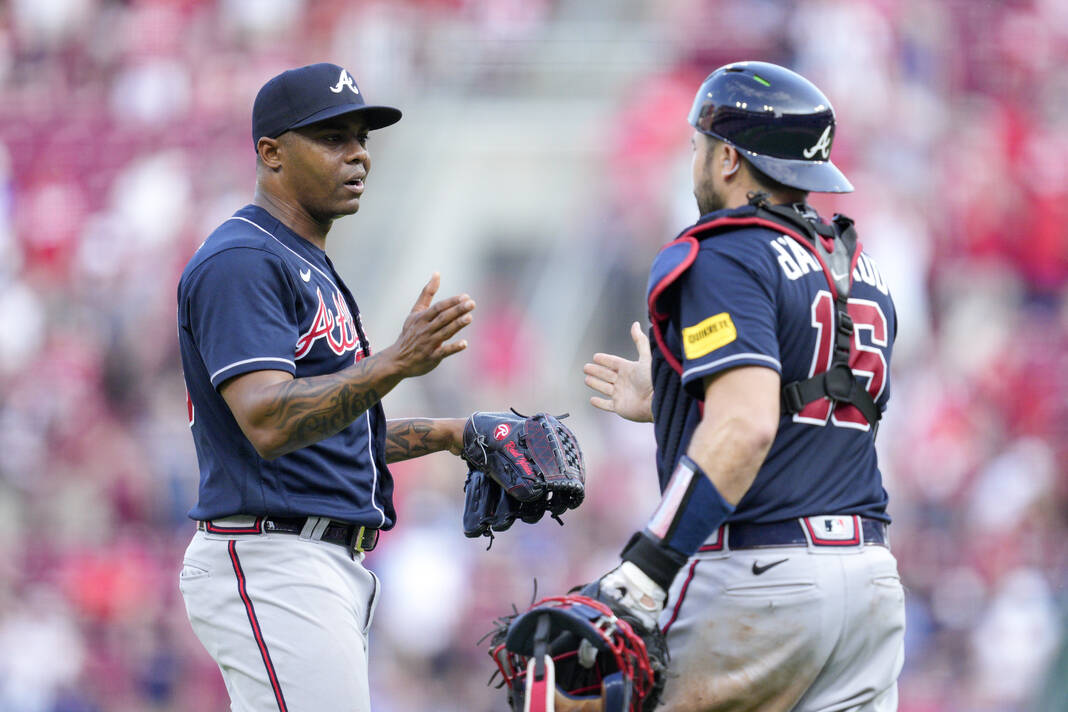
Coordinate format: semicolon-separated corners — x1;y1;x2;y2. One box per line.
461;410;585;542
486;594;667;712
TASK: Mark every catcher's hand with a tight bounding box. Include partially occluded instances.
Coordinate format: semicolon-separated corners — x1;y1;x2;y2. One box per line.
581;562;666;633
583;321;654;423
460;410;585;541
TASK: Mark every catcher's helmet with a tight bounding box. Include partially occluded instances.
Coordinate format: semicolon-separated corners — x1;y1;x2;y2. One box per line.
688;61;853;193
490;595;661;712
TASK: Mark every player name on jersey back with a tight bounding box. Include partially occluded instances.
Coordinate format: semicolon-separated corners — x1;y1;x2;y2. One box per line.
768;235;889;295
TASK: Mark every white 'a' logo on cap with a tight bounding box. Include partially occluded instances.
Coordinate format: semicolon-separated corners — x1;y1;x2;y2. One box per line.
329;69;359;95
802;125;833;160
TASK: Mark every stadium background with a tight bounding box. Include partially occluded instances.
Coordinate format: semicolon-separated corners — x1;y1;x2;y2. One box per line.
0;0;1066;709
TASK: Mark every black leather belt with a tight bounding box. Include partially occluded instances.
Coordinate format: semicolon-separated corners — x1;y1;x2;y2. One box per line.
197;516;379;554
701;516;888;551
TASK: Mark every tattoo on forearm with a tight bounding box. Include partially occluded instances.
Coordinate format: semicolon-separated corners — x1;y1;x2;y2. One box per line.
385;419;436;463
262;359;383;451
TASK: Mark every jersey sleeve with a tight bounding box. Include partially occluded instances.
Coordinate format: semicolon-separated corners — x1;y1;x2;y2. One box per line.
181;247;299;388
676;243;780;398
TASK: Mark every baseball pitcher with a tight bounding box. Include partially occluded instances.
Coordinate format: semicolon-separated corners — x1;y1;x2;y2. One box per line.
176;63;585;712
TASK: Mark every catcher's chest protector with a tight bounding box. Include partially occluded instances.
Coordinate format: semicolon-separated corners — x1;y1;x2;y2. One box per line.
646;198;876;487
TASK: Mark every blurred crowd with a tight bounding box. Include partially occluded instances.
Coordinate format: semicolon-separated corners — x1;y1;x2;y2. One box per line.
0;0;1065;710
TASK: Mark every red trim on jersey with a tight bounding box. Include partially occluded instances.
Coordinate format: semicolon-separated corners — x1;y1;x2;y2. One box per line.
802;515;862;546
228;541;289;712
661;559;699;635
697;525;725;552
205;518;263;535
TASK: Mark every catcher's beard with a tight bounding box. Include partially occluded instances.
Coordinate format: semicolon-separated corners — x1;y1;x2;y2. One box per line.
694;172;726;216
692;149;726;215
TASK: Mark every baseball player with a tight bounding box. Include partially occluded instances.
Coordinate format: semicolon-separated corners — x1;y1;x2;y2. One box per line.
582;61;905;711
176;63;479;711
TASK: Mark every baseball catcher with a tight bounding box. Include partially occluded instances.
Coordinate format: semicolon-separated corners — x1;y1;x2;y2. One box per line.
487;594;667;712
460;410;586;542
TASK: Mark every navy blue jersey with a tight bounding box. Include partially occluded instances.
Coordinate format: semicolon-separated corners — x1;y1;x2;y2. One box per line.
177;205;394;527
648;209;896;523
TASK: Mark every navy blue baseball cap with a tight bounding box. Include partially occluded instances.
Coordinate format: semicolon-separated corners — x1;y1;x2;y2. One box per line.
252;63;402;146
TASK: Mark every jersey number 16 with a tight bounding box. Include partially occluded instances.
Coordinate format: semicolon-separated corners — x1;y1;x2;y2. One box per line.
795;290;888;431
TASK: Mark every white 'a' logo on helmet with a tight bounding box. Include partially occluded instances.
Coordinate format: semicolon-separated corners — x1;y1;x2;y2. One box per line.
329;69;359;95
802;125;833;160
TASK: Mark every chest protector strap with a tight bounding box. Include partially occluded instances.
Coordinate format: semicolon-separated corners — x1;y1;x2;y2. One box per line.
751;197;880;429
647;193;880;433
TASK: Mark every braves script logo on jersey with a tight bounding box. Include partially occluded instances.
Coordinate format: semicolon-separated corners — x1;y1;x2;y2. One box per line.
295;287;362;360
329;69;359;95
494;424;511;441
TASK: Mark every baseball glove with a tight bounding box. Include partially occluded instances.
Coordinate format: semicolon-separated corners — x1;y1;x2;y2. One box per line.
460;410;585;542
486;594;667;712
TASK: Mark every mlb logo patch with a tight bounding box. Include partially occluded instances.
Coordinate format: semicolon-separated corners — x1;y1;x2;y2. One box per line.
823;517;849;535
803;515;860;546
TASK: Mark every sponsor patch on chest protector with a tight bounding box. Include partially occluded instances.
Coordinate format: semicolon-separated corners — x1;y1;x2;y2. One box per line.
682;312;737;359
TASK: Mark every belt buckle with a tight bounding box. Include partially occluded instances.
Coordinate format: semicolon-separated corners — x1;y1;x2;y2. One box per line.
346;525;363;557
346;523;380;555
347;525;379;556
